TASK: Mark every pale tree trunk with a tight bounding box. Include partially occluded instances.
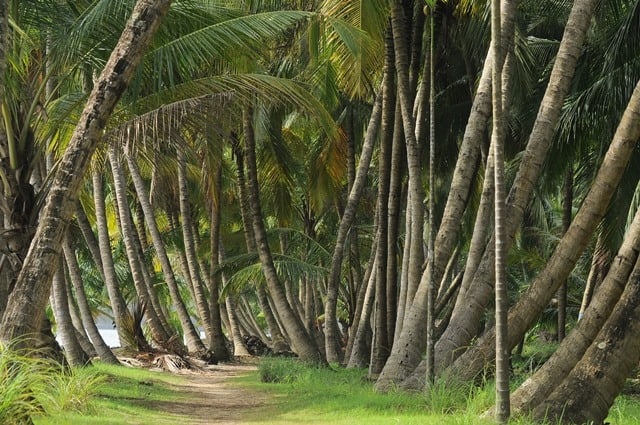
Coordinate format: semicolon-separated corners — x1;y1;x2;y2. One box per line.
225;295;250;356
557;168;573;342
448;72;640;383
63;237;120;364
109;148;183;353
243;105;324;363
370;31;396;375
509;201;640;416
176;149;214;344
490;0;509;421
347;260;377;368
324;90;383;363
532;257;640;424
390;1;424;306
92;168;131;347
125;152;206;352
207;163;231;361
376;0;518;391
231;137;290;354
579;233;611;319
0;0;173;345
66;288;98;358
51;264;89;366
433;0;597;375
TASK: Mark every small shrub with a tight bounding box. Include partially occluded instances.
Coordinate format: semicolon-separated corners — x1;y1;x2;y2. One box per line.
0;341;103;424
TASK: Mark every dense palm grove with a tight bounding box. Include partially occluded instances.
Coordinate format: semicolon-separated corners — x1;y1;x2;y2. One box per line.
1;0;640;423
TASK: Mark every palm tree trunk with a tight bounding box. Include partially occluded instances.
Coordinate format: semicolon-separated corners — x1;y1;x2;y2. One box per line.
243;105;324;363
92;168;131;347
125;151;206;352
376;0;518;391
0;0;173;345
176;149;214;346
347;260;377;368
510;202;640;416
557;167;574;342
51;263;89;366
109;148;182;353
63;238;119;364
448;72;640;383
324;89;383;363
532;257;640;424
433;0;597;375
207;164;231;361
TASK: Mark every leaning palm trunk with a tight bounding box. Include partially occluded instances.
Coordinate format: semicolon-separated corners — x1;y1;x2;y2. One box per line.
0;0;173;345
448;72;640;383
243;105;324;363
63;238;120;364
532;256;640;424
509;199;640;416
92;168;132;347
375;0;518;391
109;148;183;353
51;264;89;366
176;149;214;344
125;152;206;352
432;0;597;375
324;90;383;363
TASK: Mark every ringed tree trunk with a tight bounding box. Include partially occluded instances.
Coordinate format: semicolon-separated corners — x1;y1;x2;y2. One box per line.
63;237;120;364
447;72;640;383
432;0;598;376
376;0;518;392
125;150;206;352
0;0;174;346
509;197;640;416
324;89;383;363
243;105;324;364
532;256;640;424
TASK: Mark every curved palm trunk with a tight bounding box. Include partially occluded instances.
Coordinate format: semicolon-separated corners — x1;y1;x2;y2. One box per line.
433;0;597;375
176;149;214;345
324;90;383;363
448;72;640;383
0;0;173;345
207;164;231;361
63;238;119;364
109;148;183;353
125;152;205;353
346;258;377;368
376;0;518;391
532;258;640;424
92;168;131;347
232;137;290;354
243;106;324;363
510;201;640;416
51;264;89;366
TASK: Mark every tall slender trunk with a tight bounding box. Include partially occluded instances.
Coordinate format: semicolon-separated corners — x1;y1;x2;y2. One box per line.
109;148;182;353
176;149;214;345
63;238;119;364
92;168;131;347
125;152;205;352
324;90;383;363
448;73;640;383
0;0;173;346
51;263;89;366
243;105;323;363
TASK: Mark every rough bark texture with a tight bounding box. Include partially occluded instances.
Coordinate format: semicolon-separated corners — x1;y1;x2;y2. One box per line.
434;0;597;375
448;74;640;383
0;0;173;345
533;261;640;424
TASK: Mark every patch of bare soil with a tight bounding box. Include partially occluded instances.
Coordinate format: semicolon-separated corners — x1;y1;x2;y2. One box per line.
144;362;268;425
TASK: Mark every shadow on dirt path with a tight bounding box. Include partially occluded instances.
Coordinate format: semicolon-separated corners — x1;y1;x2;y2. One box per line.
147;363;268;425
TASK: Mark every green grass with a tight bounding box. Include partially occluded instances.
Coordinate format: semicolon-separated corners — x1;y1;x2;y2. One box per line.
34;362;194;425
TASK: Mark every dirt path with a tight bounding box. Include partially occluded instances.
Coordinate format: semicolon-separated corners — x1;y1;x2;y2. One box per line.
151;363;269;425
